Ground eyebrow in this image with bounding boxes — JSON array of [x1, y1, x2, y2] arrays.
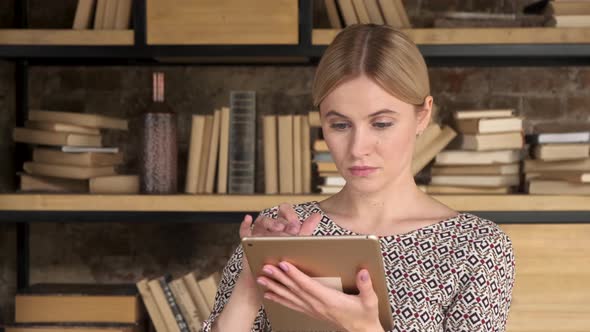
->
[[324, 109, 399, 119]]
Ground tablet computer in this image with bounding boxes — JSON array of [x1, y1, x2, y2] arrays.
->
[[242, 235, 393, 332]]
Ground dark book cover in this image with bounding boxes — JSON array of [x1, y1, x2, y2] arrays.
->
[[157, 277, 189, 332], [228, 91, 256, 193]]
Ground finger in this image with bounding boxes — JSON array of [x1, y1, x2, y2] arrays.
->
[[251, 216, 286, 235], [262, 291, 321, 320], [278, 203, 301, 227], [356, 269, 378, 310], [257, 275, 308, 310], [261, 264, 319, 308], [239, 214, 253, 239], [276, 261, 333, 302], [298, 213, 322, 236]]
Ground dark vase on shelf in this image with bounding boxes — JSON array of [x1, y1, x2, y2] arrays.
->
[[140, 72, 178, 194]]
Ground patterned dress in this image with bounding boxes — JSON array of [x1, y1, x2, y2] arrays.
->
[[202, 201, 516, 332]]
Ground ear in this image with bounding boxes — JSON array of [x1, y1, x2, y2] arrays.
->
[[416, 96, 433, 135]]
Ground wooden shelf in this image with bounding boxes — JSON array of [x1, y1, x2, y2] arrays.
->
[[0, 194, 588, 212], [0, 29, 134, 45], [313, 27, 590, 45]]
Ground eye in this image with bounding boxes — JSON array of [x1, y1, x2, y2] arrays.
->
[[329, 122, 351, 130], [373, 122, 393, 129]]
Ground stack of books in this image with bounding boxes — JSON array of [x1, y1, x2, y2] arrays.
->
[[262, 112, 312, 194], [425, 109, 524, 194], [524, 123, 590, 195], [73, 0, 133, 30], [4, 283, 144, 332], [545, 0, 590, 27], [136, 272, 220, 332], [323, 0, 411, 28], [13, 110, 138, 194], [306, 111, 344, 195]]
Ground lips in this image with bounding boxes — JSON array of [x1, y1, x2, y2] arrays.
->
[[348, 166, 378, 176]]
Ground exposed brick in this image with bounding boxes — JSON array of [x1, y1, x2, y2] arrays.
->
[[566, 96, 590, 122], [521, 96, 563, 120], [489, 67, 573, 95], [430, 68, 490, 95]]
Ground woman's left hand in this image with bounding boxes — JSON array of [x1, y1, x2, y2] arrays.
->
[[256, 261, 385, 332]]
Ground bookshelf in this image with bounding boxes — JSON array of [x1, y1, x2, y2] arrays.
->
[[0, 29, 134, 45]]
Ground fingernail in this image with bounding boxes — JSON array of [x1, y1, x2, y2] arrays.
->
[[264, 293, 272, 300], [360, 270, 369, 282], [263, 267, 273, 275], [257, 278, 267, 286], [279, 262, 289, 272]]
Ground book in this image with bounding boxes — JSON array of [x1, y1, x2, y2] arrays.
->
[[293, 115, 303, 194], [278, 115, 294, 194], [454, 117, 523, 134], [529, 171, 590, 184], [351, 0, 371, 23], [147, 279, 181, 332], [73, 0, 96, 29], [205, 109, 221, 194], [25, 120, 101, 135], [89, 175, 140, 194], [412, 126, 457, 175], [62, 146, 119, 153], [13, 128, 102, 147], [301, 114, 312, 193], [313, 152, 333, 162], [23, 162, 117, 180], [19, 173, 88, 193], [136, 279, 169, 332], [424, 185, 513, 195], [228, 91, 256, 194], [319, 185, 343, 194], [316, 162, 338, 173], [435, 149, 522, 165], [364, 0, 385, 24], [313, 140, 329, 152], [182, 273, 211, 323], [308, 111, 321, 127], [324, 0, 343, 28], [532, 143, 590, 161], [263, 115, 278, 194], [337, 0, 358, 26], [455, 132, 523, 151], [323, 176, 346, 186], [378, 0, 403, 28], [524, 158, 590, 172], [102, 0, 118, 29], [196, 272, 220, 312], [525, 123, 590, 144], [114, 0, 133, 29], [527, 179, 590, 195], [168, 279, 202, 332], [453, 109, 515, 120], [4, 324, 140, 332], [547, 1, 590, 15], [431, 163, 520, 176], [28, 110, 128, 130], [185, 115, 206, 194], [15, 284, 141, 323], [430, 174, 520, 187], [393, 0, 411, 27], [94, 0, 107, 29], [216, 107, 230, 194], [197, 115, 214, 193], [549, 15, 590, 27], [414, 123, 442, 155], [33, 148, 123, 167]]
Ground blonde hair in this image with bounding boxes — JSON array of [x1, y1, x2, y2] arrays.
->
[[312, 24, 430, 108]]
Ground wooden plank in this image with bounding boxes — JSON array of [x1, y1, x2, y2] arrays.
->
[[501, 224, 590, 332], [0, 29, 133, 45], [0, 194, 589, 212], [313, 28, 590, 45], [147, 0, 298, 45]]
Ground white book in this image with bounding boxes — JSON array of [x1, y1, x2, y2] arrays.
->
[[61, 146, 119, 153]]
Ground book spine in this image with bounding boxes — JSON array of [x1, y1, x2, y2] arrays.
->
[[158, 279, 190, 332], [227, 91, 256, 193]]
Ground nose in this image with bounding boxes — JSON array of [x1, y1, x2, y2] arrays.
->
[[349, 127, 374, 159]]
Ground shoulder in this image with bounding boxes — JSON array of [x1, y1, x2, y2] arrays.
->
[[259, 201, 322, 220], [456, 213, 515, 265]]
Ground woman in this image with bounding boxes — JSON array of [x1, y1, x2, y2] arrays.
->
[[203, 24, 515, 332]]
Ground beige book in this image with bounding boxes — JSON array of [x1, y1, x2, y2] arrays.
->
[[293, 115, 303, 194], [378, 0, 402, 27], [147, 279, 181, 332], [551, 15, 590, 27], [393, 0, 411, 27], [528, 179, 590, 195], [94, 0, 107, 29], [454, 117, 523, 134], [26, 120, 100, 135], [205, 110, 221, 194], [308, 111, 321, 127], [5, 326, 137, 332], [29, 110, 127, 130], [301, 115, 312, 193], [364, 0, 385, 24], [325, 0, 343, 28], [169, 279, 202, 332], [412, 126, 457, 175], [547, 1, 590, 15], [528, 171, 590, 184], [90, 175, 139, 194], [533, 143, 590, 161], [263, 115, 278, 194], [114, 0, 133, 29], [313, 140, 329, 152], [183, 273, 211, 323], [23, 162, 116, 180], [136, 279, 169, 332], [19, 173, 88, 193], [430, 174, 520, 187], [216, 107, 231, 194], [102, 0, 118, 28], [432, 163, 520, 176], [319, 185, 343, 194], [351, 0, 371, 23], [319, 171, 341, 178], [33, 148, 123, 167], [197, 115, 214, 193], [73, 0, 96, 29], [524, 158, 590, 172], [337, 0, 358, 26], [435, 149, 522, 166], [13, 128, 102, 147], [317, 162, 338, 173], [425, 185, 512, 195], [197, 272, 221, 311], [324, 176, 346, 186], [278, 115, 294, 194], [414, 123, 442, 155], [453, 109, 515, 120], [185, 115, 206, 194], [457, 132, 523, 151]]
